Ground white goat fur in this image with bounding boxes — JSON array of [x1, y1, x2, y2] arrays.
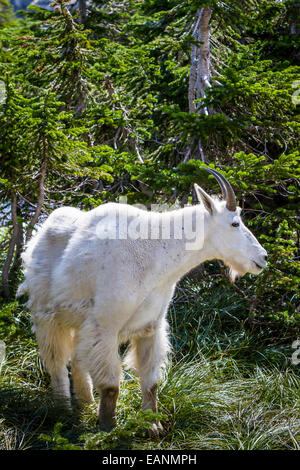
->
[[18, 189, 267, 427]]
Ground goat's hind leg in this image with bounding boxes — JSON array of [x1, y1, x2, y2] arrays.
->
[[71, 331, 94, 407], [75, 320, 121, 432], [34, 316, 73, 408]]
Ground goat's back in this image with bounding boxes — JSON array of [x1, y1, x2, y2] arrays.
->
[[17, 207, 85, 311]]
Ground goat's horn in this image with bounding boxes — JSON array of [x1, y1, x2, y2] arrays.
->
[[202, 168, 237, 212]]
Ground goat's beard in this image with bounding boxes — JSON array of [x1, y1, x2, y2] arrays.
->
[[224, 261, 248, 283], [229, 268, 240, 283]]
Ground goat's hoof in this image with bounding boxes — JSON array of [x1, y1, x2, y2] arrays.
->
[[99, 419, 116, 433], [148, 421, 164, 439], [99, 425, 115, 433], [77, 398, 95, 409]]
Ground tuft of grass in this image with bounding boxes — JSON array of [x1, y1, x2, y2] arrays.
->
[[157, 360, 300, 450], [1, 342, 298, 450], [169, 279, 298, 367]]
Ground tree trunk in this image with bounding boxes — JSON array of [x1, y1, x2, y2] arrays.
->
[[11, 213, 24, 274], [2, 193, 18, 299], [186, 6, 212, 163], [79, 0, 87, 24], [25, 153, 47, 243], [290, 1, 300, 35], [188, 6, 212, 114]]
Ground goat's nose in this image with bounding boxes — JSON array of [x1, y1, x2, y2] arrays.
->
[[261, 253, 268, 266]]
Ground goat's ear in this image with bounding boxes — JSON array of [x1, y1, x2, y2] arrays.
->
[[194, 184, 216, 216]]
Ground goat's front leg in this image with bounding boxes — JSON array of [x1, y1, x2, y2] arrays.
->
[[99, 386, 119, 432], [96, 335, 121, 432], [76, 320, 121, 432], [126, 317, 170, 437]]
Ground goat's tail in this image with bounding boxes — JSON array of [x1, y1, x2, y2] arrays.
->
[[16, 281, 29, 297]]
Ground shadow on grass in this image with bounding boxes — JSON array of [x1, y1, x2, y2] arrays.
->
[[0, 386, 98, 449]]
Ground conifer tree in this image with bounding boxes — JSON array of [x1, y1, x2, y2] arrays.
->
[[0, 0, 299, 325], [0, 0, 13, 26], [0, 78, 90, 297]]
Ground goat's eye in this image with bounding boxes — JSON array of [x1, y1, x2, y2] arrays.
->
[[232, 222, 239, 227]]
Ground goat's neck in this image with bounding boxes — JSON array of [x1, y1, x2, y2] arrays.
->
[[155, 205, 217, 284]]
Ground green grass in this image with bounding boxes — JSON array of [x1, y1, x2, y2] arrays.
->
[[0, 279, 299, 450]]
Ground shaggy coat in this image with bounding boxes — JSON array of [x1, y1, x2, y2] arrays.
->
[[18, 185, 267, 433]]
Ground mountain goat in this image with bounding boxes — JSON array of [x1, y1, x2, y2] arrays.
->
[[17, 169, 267, 435]]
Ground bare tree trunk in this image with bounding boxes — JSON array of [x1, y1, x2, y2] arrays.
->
[[11, 214, 23, 273], [290, 0, 300, 35], [25, 153, 47, 243], [2, 193, 18, 299], [188, 6, 212, 114], [186, 6, 212, 163], [79, 0, 87, 24]]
